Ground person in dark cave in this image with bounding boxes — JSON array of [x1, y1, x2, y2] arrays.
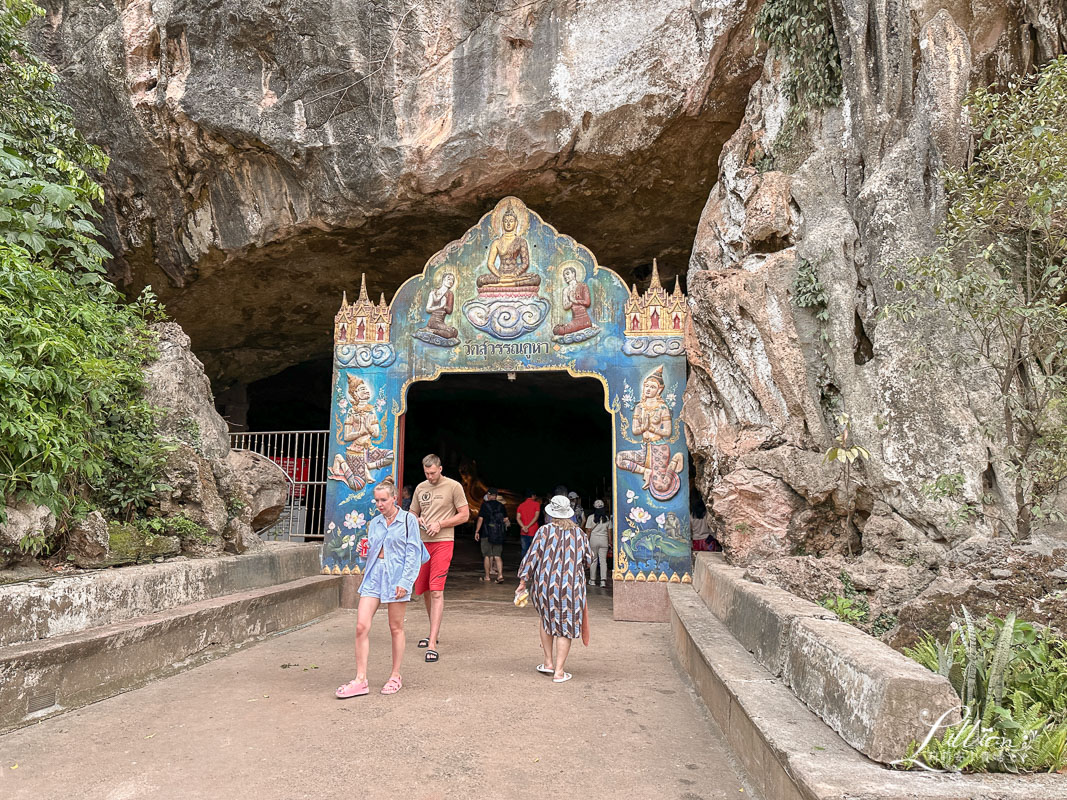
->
[[474, 488, 509, 583], [585, 499, 612, 587], [516, 491, 541, 563], [690, 492, 718, 552]]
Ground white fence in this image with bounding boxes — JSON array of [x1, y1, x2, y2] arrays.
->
[[229, 430, 330, 542]]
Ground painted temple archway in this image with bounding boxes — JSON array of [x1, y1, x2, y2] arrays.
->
[[322, 197, 691, 617]]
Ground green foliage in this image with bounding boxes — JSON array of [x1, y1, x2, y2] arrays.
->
[[136, 515, 211, 544], [821, 570, 871, 624], [885, 57, 1067, 539], [821, 594, 868, 623], [869, 612, 898, 638], [17, 530, 50, 556], [178, 416, 203, 454], [823, 413, 871, 553], [0, 0, 109, 276], [900, 608, 1067, 772], [754, 0, 842, 147], [792, 258, 829, 341], [0, 1, 169, 531], [225, 494, 246, 519]]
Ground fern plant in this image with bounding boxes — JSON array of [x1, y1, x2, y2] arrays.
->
[[900, 608, 1067, 773]]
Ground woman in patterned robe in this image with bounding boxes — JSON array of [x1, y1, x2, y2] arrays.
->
[[516, 494, 592, 684]]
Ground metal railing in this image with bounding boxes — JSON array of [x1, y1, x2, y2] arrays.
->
[[229, 430, 330, 542]]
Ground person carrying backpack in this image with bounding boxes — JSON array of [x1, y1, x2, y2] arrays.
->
[[475, 488, 510, 583]]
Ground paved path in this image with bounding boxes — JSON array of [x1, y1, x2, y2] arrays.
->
[[1, 576, 759, 800]]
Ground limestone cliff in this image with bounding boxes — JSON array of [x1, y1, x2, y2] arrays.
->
[[34, 0, 762, 384], [681, 0, 1067, 635]]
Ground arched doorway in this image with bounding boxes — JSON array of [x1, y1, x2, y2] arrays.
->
[[399, 370, 612, 585], [322, 198, 691, 620]]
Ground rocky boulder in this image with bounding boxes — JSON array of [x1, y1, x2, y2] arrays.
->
[[65, 511, 110, 567], [139, 321, 287, 556], [212, 449, 287, 554], [889, 538, 1067, 649], [144, 322, 230, 460], [154, 443, 229, 556], [0, 500, 57, 569], [219, 449, 287, 532]]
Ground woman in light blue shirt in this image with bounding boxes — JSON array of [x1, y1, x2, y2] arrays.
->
[[336, 478, 426, 698]]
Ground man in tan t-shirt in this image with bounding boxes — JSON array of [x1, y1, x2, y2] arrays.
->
[[409, 453, 469, 663]]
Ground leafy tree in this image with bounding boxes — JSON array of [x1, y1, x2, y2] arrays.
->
[[0, 0, 169, 535], [887, 57, 1067, 539]]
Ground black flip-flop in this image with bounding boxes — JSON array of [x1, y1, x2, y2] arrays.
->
[[417, 637, 440, 648], [425, 649, 439, 663]]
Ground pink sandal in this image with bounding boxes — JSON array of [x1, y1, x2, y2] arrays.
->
[[380, 676, 403, 695], [335, 679, 369, 699]]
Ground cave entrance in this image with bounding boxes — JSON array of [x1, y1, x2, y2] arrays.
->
[[400, 371, 612, 584], [322, 197, 692, 621]]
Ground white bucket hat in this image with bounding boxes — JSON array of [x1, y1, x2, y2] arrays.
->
[[545, 495, 574, 519]]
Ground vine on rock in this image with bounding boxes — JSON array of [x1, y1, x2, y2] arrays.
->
[[754, 0, 843, 148]]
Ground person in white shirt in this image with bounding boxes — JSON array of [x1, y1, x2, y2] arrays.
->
[[584, 499, 612, 587]]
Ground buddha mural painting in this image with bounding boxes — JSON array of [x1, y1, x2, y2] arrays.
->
[[327, 374, 394, 491], [476, 199, 540, 292], [463, 197, 550, 339], [413, 271, 460, 347], [551, 260, 600, 344], [616, 365, 684, 501]]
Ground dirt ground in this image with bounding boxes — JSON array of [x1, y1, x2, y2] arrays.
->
[[0, 568, 760, 800]]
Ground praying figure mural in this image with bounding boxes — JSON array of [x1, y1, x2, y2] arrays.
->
[[551, 260, 600, 344], [327, 374, 394, 491], [463, 197, 549, 339], [615, 365, 684, 501], [413, 271, 460, 347]]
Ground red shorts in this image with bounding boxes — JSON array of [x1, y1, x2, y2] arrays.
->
[[414, 540, 454, 595]]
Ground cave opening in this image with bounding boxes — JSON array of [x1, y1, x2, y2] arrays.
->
[[401, 371, 612, 578]]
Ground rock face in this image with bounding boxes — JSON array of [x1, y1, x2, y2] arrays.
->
[[65, 511, 110, 567], [0, 501, 57, 569], [889, 538, 1067, 649], [34, 0, 764, 385], [143, 325, 286, 555], [144, 322, 230, 460], [681, 0, 1066, 635], [220, 449, 288, 532]]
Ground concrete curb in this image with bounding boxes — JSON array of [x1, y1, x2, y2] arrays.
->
[[0, 575, 340, 733], [669, 582, 1065, 799], [693, 553, 960, 762], [0, 542, 321, 647]]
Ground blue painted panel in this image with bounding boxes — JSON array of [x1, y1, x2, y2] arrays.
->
[[322, 197, 692, 585]]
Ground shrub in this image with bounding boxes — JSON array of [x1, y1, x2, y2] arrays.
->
[[900, 609, 1067, 773], [0, 1, 169, 530], [886, 57, 1067, 539]]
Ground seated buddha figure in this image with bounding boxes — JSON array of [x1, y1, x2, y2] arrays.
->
[[476, 200, 541, 290]]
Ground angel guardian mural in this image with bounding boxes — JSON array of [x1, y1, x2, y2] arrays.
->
[[327, 374, 394, 491]]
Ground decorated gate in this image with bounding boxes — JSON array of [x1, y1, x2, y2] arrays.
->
[[321, 197, 691, 618]]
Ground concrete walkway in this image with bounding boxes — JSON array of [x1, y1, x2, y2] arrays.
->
[[1, 578, 759, 800]]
